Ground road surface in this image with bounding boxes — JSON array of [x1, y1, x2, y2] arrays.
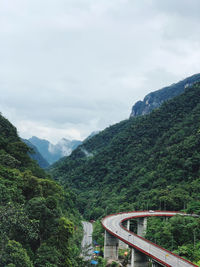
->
[[102, 211, 198, 267], [81, 221, 93, 260]]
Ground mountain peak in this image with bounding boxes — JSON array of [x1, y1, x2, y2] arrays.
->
[[28, 136, 82, 164], [130, 73, 200, 117]]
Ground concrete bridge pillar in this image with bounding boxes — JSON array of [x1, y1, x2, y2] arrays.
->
[[104, 230, 119, 261], [130, 248, 149, 267], [137, 217, 147, 237], [119, 220, 130, 249]]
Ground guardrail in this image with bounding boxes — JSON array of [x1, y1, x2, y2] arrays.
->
[[102, 210, 198, 267]]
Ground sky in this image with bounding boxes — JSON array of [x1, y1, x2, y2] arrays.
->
[[0, 0, 200, 144]]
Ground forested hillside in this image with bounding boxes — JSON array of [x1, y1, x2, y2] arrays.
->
[[145, 215, 200, 265], [0, 113, 82, 266], [51, 82, 200, 220]]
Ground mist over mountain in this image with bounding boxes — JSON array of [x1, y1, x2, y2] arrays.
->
[[130, 73, 200, 117], [1, 74, 200, 265], [29, 136, 82, 165], [50, 79, 200, 222]]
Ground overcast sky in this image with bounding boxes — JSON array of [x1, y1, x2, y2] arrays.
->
[[0, 0, 200, 143]]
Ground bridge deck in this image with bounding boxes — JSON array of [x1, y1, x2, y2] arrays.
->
[[102, 211, 198, 267]]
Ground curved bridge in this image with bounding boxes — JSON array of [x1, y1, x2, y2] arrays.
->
[[102, 211, 198, 267]]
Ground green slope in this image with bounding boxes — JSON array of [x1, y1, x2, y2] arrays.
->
[[50, 82, 200, 220], [0, 113, 81, 267]]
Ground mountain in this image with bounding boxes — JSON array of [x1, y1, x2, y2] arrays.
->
[[48, 138, 82, 159], [22, 139, 49, 168], [83, 131, 100, 142], [28, 136, 52, 163], [130, 73, 200, 117], [50, 81, 200, 222], [0, 112, 82, 266], [29, 136, 82, 165]]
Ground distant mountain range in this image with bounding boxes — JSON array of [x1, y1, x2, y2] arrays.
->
[[130, 73, 200, 117], [25, 74, 200, 168], [22, 139, 49, 168], [28, 136, 82, 165]]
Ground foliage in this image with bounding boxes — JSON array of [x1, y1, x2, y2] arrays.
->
[[50, 82, 200, 264], [50, 83, 200, 221], [145, 215, 200, 264], [0, 240, 33, 267], [0, 113, 82, 266], [92, 220, 104, 247]]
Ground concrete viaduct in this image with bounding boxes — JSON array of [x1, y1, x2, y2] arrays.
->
[[101, 211, 198, 267]]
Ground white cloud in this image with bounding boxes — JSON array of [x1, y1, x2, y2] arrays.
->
[[0, 0, 200, 142], [17, 120, 83, 144]]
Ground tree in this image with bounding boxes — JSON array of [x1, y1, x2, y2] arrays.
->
[[0, 240, 33, 267]]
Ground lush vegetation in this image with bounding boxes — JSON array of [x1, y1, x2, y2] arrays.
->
[[92, 220, 104, 248], [49, 82, 200, 264], [145, 215, 200, 265], [51, 82, 200, 222], [2, 79, 198, 266], [0, 113, 82, 266]]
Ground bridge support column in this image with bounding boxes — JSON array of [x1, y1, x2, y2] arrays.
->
[[119, 220, 130, 249], [104, 230, 119, 261], [137, 217, 147, 237], [130, 248, 149, 267]]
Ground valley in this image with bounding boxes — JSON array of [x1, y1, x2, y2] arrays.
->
[[1, 76, 200, 266], [2, 1, 200, 266]]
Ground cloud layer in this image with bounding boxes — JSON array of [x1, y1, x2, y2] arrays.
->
[[0, 0, 200, 143]]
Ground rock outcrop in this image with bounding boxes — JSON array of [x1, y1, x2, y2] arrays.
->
[[130, 73, 200, 117]]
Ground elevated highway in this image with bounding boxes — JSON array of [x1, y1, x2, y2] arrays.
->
[[102, 211, 198, 267]]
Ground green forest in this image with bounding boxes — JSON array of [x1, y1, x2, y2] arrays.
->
[[1, 81, 200, 266], [50, 82, 200, 264], [145, 215, 200, 265], [51, 82, 200, 218], [0, 113, 83, 266]]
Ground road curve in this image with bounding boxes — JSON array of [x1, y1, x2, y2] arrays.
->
[[102, 211, 198, 267]]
